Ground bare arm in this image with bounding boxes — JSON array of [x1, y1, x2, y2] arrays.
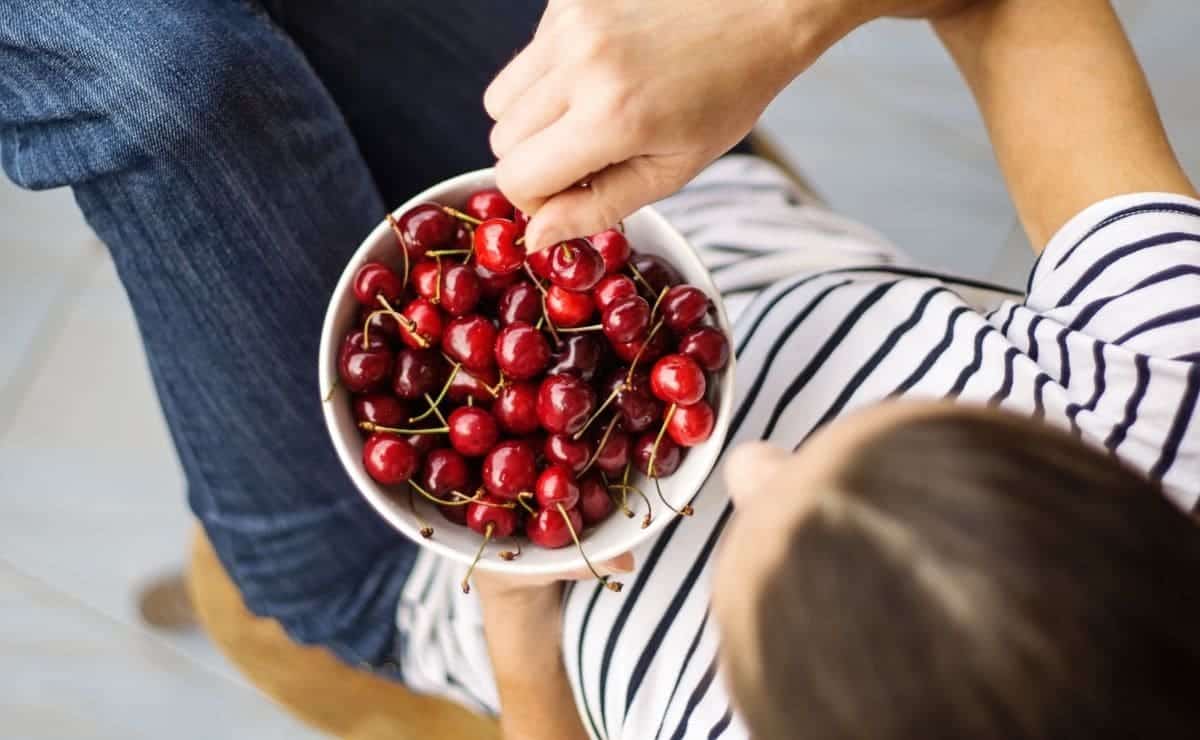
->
[[933, 0, 1197, 251]]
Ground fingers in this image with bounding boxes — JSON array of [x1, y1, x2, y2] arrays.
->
[[484, 37, 550, 121], [489, 71, 570, 159], [563, 551, 635, 582], [724, 442, 790, 507]]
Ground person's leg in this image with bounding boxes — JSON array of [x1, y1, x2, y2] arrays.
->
[[0, 0, 407, 669]]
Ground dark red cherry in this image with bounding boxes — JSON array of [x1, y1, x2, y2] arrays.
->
[[438, 501, 469, 525], [579, 475, 614, 526], [633, 432, 682, 478], [466, 188, 514, 221], [494, 381, 541, 435], [339, 337, 393, 393], [410, 260, 440, 303], [537, 374, 597, 436], [407, 431, 442, 457], [498, 281, 542, 326], [494, 322, 550, 380], [358, 305, 402, 343], [535, 464, 581, 509], [482, 440, 538, 500], [545, 285, 595, 327], [592, 427, 631, 475], [396, 203, 454, 260], [602, 296, 651, 344], [353, 262, 405, 306], [363, 433, 418, 484], [447, 364, 499, 403], [513, 207, 531, 237], [526, 247, 553, 280], [353, 393, 407, 428], [630, 253, 681, 293], [341, 329, 389, 359], [526, 505, 583, 549], [668, 401, 714, 447], [678, 326, 730, 372], [544, 433, 592, 475], [546, 334, 604, 382], [474, 262, 520, 299], [611, 326, 671, 364], [548, 239, 605, 292], [593, 274, 638, 313], [650, 354, 706, 406], [467, 495, 518, 537], [591, 229, 631, 274], [604, 369, 662, 433], [392, 349, 444, 400], [399, 297, 445, 350], [439, 263, 482, 317], [448, 406, 500, 457], [423, 448, 472, 496], [474, 218, 525, 275], [452, 222, 473, 251], [443, 315, 498, 373], [661, 285, 710, 333]]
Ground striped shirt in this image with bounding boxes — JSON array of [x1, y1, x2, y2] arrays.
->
[[394, 155, 1200, 739]]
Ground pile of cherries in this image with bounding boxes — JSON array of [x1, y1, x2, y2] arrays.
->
[[335, 187, 729, 592]]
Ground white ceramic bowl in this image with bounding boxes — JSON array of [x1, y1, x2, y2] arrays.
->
[[319, 168, 735, 574]]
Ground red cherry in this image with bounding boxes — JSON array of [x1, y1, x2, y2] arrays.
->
[[447, 365, 499, 403], [526, 506, 583, 549], [341, 329, 389, 364], [494, 322, 551, 380], [494, 381, 541, 435], [603, 369, 662, 433], [661, 285, 710, 333], [611, 326, 671, 364], [546, 334, 604, 382], [544, 433, 592, 475], [410, 260, 440, 303], [339, 337, 393, 393], [407, 431, 442, 457], [602, 296, 651, 344], [438, 502, 469, 525], [363, 433, 418, 484], [678, 326, 730, 372], [399, 297, 445, 350], [579, 475, 613, 525], [443, 315, 498, 373], [591, 229, 631, 274], [526, 247, 553, 280], [452, 222, 473, 251], [545, 285, 595, 327], [482, 440, 538, 500], [535, 464, 582, 510], [448, 406, 500, 457], [592, 427, 631, 475], [353, 393, 407, 428], [353, 262, 405, 306], [467, 495, 518, 537], [396, 203, 454, 260], [358, 305, 402, 343], [392, 349, 444, 400], [593, 274, 638, 313], [650, 354, 707, 406], [537, 374, 597, 436], [439, 263, 482, 316], [548, 239, 605, 291], [513, 207, 531, 237], [498, 281, 542, 326], [630, 253, 681, 292], [474, 218, 525, 275], [474, 262, 520, 299], [423, 448, 472, 496], [466, 188, 514, 221], [633, 432, 682, 478], [668, 401, 714, 447]]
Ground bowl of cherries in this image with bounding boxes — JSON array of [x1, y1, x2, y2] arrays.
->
[[320, 169, 734, 593]]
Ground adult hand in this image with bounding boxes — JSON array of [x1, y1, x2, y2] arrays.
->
[[485, 0, 982, 252]]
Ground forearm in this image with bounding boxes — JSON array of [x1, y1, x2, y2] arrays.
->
[[933, 0, 1196, 250]]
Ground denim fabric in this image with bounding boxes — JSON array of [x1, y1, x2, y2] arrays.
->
[[0, 0, 540, 673]]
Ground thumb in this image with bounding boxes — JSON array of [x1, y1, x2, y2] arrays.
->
[[724, 442, 790, 506]]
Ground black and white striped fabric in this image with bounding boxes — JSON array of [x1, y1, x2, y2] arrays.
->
[[394, 156, 1200, 739]]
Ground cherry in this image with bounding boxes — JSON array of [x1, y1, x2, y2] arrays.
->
[[602, 296, 651, 344], [593, 274, 638, 313], [411, 260, 440, 303], [353, 393, 407, 428], [474, 262, 520, 299], [604, 369, 662, 433], [650, 354, 707, 406], [466, 495, 518, 537], [407, 431, 442, 457], [548, 239, 605, 291], [513, 207, 531, 237], [661, 285, 710, 333], [544, 433, 592, 475], [579, 475, 614, 525], [494, 381, 541, 435], [546, 285, 595, 327], [341, 329, 389, 359], [392, 349, 444, 399], [526, 247, 553, 280], [339, 336, 393, 393], [612, 326, 670, 364], [448, 406, 500, 457], [438, 502, 469, 525], [358, 305, 402, 343], [443, 315, 498, 373], [526, 505, 583, 549], [546, 334, 604, 381], [498, 281, 541, 326], [363, 433, 418, 484], [535, 464, 582, 510], [482, 440, 538, 500], [630, 253, 681, 292], [466, 188, 514, 221], [678, 326, 730, 372], [439, 263, 482, 317], [353, 262, 405, 306], [495, 322, 550, 380], [396, 203, 454, 260], [592, 426, 631, 475], [591, 229, 631, 274], [399, 297, 445, 350], [474, 218, 525, 275], [667, 401, 714, 447], [447, 364, 499, 403], [537, 374, 597, 436], [423, 447, 472, 496], [633, 431, 682, 477], [452, 222, 473, 251]]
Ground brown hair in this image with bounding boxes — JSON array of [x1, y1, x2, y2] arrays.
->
[[729, 408, 1200, 740]]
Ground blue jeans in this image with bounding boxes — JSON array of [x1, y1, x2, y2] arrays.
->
[[0, 0, 541, 674]]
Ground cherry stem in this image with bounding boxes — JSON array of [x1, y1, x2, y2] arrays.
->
[[439, 353, 500, 398], [574, 386, 623, 440], [535, 315, 546, 330], [426, 249, 470, 257], [617, 220, 625, 234], [422, 392, 449, 426], [433, 255, 442, 305], [627, 262, 654, 295], [385, 212, 411, 292], [557, 503, 622, 592], [515, 235, 526, 246], [626, 319, 664, 385], [608, 483, 653, 528], [410, 479, 484, 507], [462, 521, 494, 594], [647, 404, 693, 517], [650, 285, 670, 321], [560, 243, 576, 263], [557, 324, 603, 333], [322, 377, 339, 403], [442, 206, 482, 226], [409, 487, 434, 539], [375, 294, 430, 348], [522, 263, 562, 345], [581, 415, 621, 474], [358, 421, 448, 435], [360, 308, 393, 349], [515, 492, 537, 515], [654, 475, 693, 517], [499, 541, 523, 561], [409, 364, 461, 423]]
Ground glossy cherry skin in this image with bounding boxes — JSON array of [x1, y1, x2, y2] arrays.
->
[[525, 247, 553, 280], [443, 315, 498, 373], [513, 207, 531, 237], [410, 260, 440, 303], [537, 374, 597, 436], [447, 364, 499, 403], [439, 263, 482, 317], [498, 281, 541, 326], [362, 433, 418, 484], [494, 322, 550, 380], [438, 501, 469, 525], [661, 285, 710, 333], [353, 393, 407, 428], [611, 326, 671, 364], [630, 253, 681, 293], [548, 239, 605, 291], [353, 262, 405, 306], [668, 401, 714, 447], [358, 305, 403, 343], [633, 432, 682, 478], [593, 274, 638, 313], [423, 447, 472, 496], [591, 229, 631, 274], [526, 505, 583, 549], [339, 334, 393, 393], [592, 427, 631, 475], [544, 433, 592, 475], [482, 440, 539, 500], [545, 285, 595, 327], [494, 381, 541, 435], [466, 188, 514, 221], [678, 326, 730, 372], [466, 495, 518, 537], [452, 222, 474, 251], [579, 475, 614, 525], [407, 431, 442, 457], [602, 295, 651, 344], [474, 262, 520, 299], [603, 369, 662, 433], [650, 354, 707, 406], [392, 349, 444, 400], [399, 297, 445, 350], [547, 334, 604, 382], [474, 218, 525, 275], [397, 203, 454, 260], [535, 464, 581, 509], [448, 406, 500, 457]]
